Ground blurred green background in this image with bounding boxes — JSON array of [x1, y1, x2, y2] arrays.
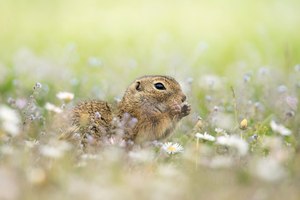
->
[[1, 0, 300, 99], [1, 0, 300, 67]]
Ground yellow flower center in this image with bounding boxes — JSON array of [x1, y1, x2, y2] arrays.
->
[[167, 146, 176, 152]]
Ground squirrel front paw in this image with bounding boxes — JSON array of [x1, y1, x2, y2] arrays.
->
[[170, 103, 182, 116], [180, 102, 191, 117], [170, 102, 191, 118]]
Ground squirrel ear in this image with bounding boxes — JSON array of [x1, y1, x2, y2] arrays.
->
[[135, 81, 142, 91]]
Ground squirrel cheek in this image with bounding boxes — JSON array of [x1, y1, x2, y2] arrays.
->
[[153, 103, 167, 113]]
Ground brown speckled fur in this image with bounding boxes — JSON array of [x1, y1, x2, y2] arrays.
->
[[72, 100, 113, 142], [70, 75, 191, 144]]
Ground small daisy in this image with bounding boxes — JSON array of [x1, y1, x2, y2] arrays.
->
[[254, 157, 286, 182], [39, 145, 63, 158], [270, 120, 292, 136], [162, 142, 184, 154], [39, 142, 71, 159], [216, 135, 249, 156], [45, 102, 62, 113], [25, 140, 39, 148], [215, 128, 227, 135], [195, 132, 215, 141], [0, 105, 21, 136], [56, 91, 74, 102]]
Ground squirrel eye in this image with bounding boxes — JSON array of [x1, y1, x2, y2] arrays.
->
[[154, 83, 166, 90]]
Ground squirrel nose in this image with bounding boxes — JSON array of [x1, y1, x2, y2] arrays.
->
[[181, 95, 187, 102]]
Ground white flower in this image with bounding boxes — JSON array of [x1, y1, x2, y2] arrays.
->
[[56, 91, 74, 102], [45, 102, 62, 113], [270, 120, 292, 136], [129, 149, 155, 163], [216, 135, 249, 156], [254, 157, 286, 182], [215, 128, 225, 134], [0, 105, 21, 136], [162, 142, 184, 154], [40, 145, 63, 158], [39, 142, 71, 159], [195, 132, 215, 141], [25, 140, 39, 148]]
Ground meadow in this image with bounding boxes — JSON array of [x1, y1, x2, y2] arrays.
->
[[0, 0, 300, 199]]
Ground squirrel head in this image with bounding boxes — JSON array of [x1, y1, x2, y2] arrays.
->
[[123, 75, 187, 106]]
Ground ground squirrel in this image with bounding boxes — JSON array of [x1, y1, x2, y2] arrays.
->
[[70, 75, 191, 145]]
